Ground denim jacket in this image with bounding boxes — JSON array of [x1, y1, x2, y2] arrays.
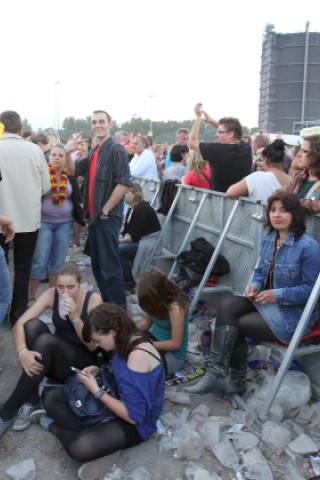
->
[[250, 230, 320, 305]]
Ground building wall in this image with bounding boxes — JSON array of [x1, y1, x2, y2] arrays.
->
[[259, 26, 320, 134]]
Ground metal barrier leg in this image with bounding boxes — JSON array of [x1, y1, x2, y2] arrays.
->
[[259, 273, 320, 420]]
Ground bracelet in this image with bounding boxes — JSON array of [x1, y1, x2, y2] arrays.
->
[[17, 345, 27, 356], [94, 387, 106, 400]]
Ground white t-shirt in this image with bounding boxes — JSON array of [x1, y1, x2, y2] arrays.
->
[[245, 171, 281, 203], [130, 149, 158, 179]]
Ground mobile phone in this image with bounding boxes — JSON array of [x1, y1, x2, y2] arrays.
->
[[71, 367, 89, 377]]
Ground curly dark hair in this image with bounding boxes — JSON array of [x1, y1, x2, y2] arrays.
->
[[265, 191, 306, 239], [82, 304, 140, 358], [137, 268, 189, 319]]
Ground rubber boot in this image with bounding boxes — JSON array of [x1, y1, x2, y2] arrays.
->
[[184, 325, 238, 398], [227, 338, 248, 396]]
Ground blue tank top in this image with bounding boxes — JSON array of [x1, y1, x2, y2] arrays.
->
[[52, 290, 93, 346], [111, 351, 165, 441], [150, 313, 189, 360]]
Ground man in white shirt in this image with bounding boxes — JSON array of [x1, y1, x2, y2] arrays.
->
[[130, 136, 158, 179], [0, 110, 50, 325]]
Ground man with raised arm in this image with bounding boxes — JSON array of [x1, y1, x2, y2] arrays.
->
[[65, 110, 131, 309], [189, 103, 252, 192]]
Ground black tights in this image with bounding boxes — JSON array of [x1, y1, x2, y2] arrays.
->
[[0, 318, 96, 421], [215, 296, 277, 343], [44, 388, 143, 462]]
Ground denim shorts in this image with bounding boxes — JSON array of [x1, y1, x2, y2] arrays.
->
[[31, 222, 73, 279]]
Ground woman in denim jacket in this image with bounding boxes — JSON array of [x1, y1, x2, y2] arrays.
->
[[185, 191, 320, 399]]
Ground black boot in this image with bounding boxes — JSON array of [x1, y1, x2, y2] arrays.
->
[[184, 325, 238, 398], [227, 338, 248, 396]]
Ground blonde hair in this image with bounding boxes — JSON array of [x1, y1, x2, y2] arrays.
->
[[187, 150, 209, 177], [129, 183, 144, 207]]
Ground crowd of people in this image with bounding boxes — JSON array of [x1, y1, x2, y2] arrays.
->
[[1, 106, 320, 480]]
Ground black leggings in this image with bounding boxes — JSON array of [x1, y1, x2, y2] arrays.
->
[[0, 318, 96, 421], [43, 388, 143, 462], [215, 296, 277, 342]]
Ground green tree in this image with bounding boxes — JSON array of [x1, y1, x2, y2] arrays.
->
[[22, 118, 32, 132]]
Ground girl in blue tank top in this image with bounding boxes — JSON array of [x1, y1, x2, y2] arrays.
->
[[136, 267, 190, 376]]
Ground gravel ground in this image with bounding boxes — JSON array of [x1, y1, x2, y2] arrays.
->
[[0, 242, 317, 479]]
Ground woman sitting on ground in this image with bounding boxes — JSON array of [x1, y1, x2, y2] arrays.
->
[[28, 144, 84, 303], [42, 303, 165, 480], [163, 144, 189, 181], [136, 268, 190, 375], [182, 149, 211, 189], [227, 139, 292, 203], [119, 183, 161, 289], [0, 262, 102, 437], [185, 191, 320, 398], [285, 135, 320, 213]]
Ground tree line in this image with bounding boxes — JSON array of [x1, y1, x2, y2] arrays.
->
[[25, 116, 256, 145]]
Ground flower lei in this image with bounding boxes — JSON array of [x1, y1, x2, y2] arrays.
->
[[49, 166, 68, 206]]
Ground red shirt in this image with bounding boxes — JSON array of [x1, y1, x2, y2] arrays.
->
[[182, 167, 211, 189], [88, 145, 100, 218]]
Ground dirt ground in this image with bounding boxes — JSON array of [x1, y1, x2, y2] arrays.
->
[[0, 243, 316, 479]]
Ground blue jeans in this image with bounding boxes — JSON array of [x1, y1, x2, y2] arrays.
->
[[0, 245, 11, 325], [89, 217, 126, 309], [30, 222, 73, 279], [119, 242, 139, 282]]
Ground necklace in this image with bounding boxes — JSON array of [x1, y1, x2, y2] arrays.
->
[[49, 166, 68, 206]]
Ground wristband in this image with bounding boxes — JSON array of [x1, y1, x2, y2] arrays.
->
[[94, 387, 106, 400], [17, 345, 27, 356]]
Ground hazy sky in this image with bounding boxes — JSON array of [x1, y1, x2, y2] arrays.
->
[[1, 0, 319, 131]]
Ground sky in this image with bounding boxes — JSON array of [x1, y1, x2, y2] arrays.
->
[[1, 0, 320, 132]]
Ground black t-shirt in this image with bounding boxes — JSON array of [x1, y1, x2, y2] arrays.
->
[[199, 141, 252, 192]]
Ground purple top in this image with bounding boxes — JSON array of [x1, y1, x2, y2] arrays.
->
[[41, 180, 73, 224]]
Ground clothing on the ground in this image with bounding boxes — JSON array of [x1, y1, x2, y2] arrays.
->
[[199, 140, 252, 192], [130, 149, 158, 179], [182, 167, 211, 189], [248, 230, 320, 342], [244, 171, 281, 202]]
